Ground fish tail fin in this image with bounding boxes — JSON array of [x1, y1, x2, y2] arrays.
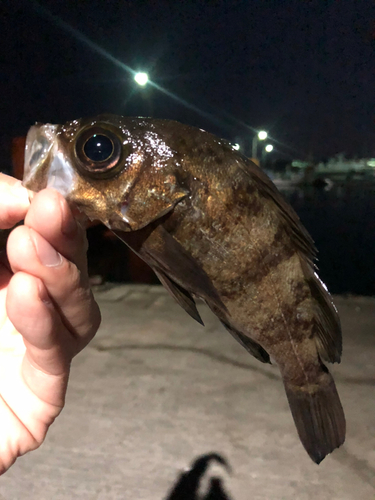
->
[[283, 370, 346, 464]]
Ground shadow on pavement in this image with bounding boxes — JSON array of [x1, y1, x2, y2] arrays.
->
[[165, 453, 233, 500]]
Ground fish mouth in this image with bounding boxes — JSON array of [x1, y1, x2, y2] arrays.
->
[[23, 123, 76, 197], [23, 124, 59, 189]]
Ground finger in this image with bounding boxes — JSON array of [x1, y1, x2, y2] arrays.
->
[[1, 273, 68, 447], [7, 226, 101, 352], [0, 174, 30, 229], [24, 189, 88, 270], [6, 272, 73, 379]]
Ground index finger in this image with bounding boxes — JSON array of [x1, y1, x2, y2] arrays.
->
[[0, 174, 31, 229]]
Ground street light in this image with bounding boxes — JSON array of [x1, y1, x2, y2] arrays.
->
[[265, 144, 273, 153], [258, 131, 267, 141], [134, 72, 149, 86], [252, 130, 267, 159]]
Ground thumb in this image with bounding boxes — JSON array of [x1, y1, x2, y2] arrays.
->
[[0, 174, 31, 229]]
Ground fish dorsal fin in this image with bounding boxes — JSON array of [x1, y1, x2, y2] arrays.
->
[[153, 269, 204, 325], [239, 158, 316, 261], [300, 259, 342, 363], [220, 320, 271, 364]]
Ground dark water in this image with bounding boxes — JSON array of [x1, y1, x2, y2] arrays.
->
[[281, 182, 375, 296]]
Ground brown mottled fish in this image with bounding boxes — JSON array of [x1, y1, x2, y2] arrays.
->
[[23, 115, 345, 463]]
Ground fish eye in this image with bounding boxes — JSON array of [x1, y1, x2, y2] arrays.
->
[[75, 126, 125, 178], [84, 134, 114, 163]]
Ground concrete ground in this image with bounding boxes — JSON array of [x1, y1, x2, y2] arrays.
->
[[1, 285, 375, 500]]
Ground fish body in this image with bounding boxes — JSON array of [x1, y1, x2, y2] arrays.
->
[[23, 115, 345, 463]]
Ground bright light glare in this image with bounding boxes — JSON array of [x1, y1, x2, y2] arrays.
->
[[134, 72, 149, 86], [258, 131, 267, 140], [233, 143, 240, 150], [265, 144, 273, 152]]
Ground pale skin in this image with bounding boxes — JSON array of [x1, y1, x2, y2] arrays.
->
[[0, 173, 101, 474]]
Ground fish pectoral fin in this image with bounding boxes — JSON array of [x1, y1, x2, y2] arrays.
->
[[283, 369, 346, 464], [220, 320, 271, 364], [141, 225, 228, 317], [114, 224, 228, 322], [300, 259, 342, 363], [154, 269, 204, 326]]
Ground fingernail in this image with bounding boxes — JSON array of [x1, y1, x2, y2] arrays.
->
[[38, 280, 52, 305], [60, 199, 77, 237], [30, 229, 63, 267]]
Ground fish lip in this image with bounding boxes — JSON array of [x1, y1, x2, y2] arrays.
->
[[106, 216, 132, 232]]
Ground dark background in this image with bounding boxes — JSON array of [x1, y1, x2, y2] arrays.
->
[[1, 1, 375, 295], [1, 0, 375, 159]]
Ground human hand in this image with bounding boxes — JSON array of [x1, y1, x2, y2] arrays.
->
[[0, 173, 101, 474]]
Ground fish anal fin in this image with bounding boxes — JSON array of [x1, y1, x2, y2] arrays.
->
[[154, 269, 204, 326], [220, 320, 271, 364], [284, 371, 346, 463]]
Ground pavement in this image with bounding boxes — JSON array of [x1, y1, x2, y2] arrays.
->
[[1, 284, 375, 500]]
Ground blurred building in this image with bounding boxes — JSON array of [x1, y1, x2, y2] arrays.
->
[[315, 153, 375, 173]]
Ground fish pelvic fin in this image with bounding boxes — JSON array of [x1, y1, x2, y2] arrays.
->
[[154, 269, 204, 325], [283, 369, 346, 464], [220, 320, 271, 364], [300, 259, 342, 363]]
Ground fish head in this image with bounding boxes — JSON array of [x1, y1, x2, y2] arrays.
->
[[23, 115, 189, 230]]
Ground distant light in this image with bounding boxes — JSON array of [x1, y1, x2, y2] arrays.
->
[[265, 144, 273, 152], [232, 143, 240, 150], [258, 131, 267, 140], [367, 159, 375, 167], [134, 72, 149, 86]]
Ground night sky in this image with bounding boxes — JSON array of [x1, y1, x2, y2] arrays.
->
[[1, 1, 375, 162]]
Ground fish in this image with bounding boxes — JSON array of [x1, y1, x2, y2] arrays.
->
[[22, 114, 345, 463]]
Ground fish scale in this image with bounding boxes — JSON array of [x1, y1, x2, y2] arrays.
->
[[23, 114, 345, 463]]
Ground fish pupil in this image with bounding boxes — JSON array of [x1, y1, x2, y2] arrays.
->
[[84, 134, 114, 163]]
